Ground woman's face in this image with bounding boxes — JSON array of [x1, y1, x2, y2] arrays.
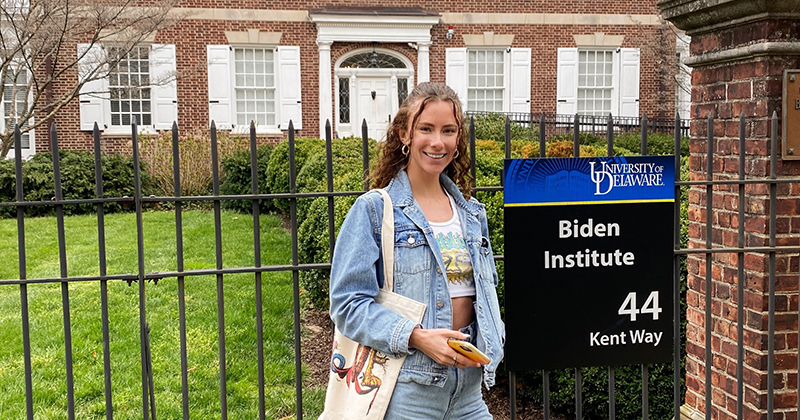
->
[[403, 100, 460, 182]]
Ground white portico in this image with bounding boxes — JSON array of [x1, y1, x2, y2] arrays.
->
[[309, 7, 440, 139]]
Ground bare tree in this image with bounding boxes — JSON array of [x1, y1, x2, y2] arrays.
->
[[0, 0, 181, 158]]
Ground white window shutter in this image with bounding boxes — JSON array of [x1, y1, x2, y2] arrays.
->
[[618, 48, 640, 118], [207, 45, 232, 130], [445, 48, 468, 108], [556, 48, 578, 116], [509, 48, 531, 113], [78, 43, 108, 131], [150, 44, 178, 130], [277, 46, 302, 130]]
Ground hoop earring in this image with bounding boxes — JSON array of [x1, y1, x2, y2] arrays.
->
[[401, 144, 409, 156], [454, 150, 460, 159]]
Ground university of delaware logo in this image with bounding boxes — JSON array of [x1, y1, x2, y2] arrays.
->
[[590, 161, 613, 195], [590, 161, 666, 196]]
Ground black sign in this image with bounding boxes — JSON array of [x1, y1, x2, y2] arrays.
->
[[503, 156, 675, 371]]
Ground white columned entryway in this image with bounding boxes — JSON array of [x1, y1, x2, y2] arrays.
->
[[309, 10, 440, 138], [417, 41, 431, 83], [317, 40, 333, 138]]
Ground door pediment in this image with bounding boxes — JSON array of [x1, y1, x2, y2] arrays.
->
[[309, 8, 439, 44]]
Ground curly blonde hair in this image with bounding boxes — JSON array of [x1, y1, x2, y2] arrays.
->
[[370, 82, 472, 199]]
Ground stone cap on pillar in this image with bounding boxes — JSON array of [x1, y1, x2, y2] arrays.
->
[[658, 0, 800, 34]]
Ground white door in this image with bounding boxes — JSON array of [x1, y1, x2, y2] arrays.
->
[[357, 77, 391, 140]]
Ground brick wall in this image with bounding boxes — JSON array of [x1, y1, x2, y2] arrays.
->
[[37, 2, 673, 154], [684, 18, 800, 420]]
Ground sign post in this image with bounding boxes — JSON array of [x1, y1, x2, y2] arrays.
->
[[503, 156, 675, 371]]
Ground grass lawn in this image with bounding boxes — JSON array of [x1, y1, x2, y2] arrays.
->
[[0, 210, 325, 419]]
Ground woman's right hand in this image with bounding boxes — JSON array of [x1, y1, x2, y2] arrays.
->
[[408, 326, 482, 369]]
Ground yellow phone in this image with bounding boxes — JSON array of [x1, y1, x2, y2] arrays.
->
[[447, 338, 491, 364]]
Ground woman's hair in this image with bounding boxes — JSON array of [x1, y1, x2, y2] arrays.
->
[[370, 82, 473, 199]]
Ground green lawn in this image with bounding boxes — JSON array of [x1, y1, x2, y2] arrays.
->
[[0, 210, 325, 419]]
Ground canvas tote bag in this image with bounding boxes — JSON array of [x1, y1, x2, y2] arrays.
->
[[319, 189, 427, 420]]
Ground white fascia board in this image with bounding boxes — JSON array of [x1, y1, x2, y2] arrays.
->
[[311, 14, 440, 43]]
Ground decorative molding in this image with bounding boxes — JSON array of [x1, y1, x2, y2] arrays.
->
[[442, 12, 661, 25], [171, 8, 307, 21], [224, 30, 282, 45], [658, 0, 800, 35], [310, 13, 440, 44], [462, 32, 514, 47], [99, 28, 157, 43], [573, 32, 625, 47], [679, 404, 704, 420], [684, 41, 800, 67], [168, 8, 661, 26]]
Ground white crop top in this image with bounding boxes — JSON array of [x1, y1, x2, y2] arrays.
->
[[429, 193, 476, 298]]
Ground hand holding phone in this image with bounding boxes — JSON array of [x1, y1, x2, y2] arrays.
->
[[447, 338, 490, 364]]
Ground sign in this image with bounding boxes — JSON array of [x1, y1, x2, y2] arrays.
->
[[783, 69, 800, 160], [503, 156, 675, 371]]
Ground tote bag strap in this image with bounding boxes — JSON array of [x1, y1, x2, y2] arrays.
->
[[375, 188, 394, 292]]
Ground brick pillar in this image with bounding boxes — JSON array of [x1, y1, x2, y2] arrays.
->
[[658, 1, 800, 419]]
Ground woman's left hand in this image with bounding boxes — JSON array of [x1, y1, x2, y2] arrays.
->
[[408, 327, 482, 369]]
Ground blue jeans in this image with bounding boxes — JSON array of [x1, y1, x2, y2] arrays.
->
[[383, 323, 491, 419]]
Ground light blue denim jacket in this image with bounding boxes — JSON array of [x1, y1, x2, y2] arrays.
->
[[329, 170, 505, 388]]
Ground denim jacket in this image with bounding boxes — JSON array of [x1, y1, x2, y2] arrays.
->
[[329, 170, 505, 388]]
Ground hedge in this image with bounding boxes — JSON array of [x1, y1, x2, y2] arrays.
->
[[220, 143, 276, 214], [0, 151, 143, 218]]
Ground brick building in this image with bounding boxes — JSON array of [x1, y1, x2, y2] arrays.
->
[[12, 1, 683, 158]]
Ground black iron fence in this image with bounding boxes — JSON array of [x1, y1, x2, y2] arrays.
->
[[0, 111, 796, 420], [466, 111, 690, 138]]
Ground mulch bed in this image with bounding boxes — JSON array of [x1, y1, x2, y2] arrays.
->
[[301, 307, 557, 419]]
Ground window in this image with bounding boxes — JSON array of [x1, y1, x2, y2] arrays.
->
[[338, 77, 350, 123], [207, 45, 302, 132], [557, 48, 640, 117], [78, 43, 177, 132], [234, 48, 275, 128], [467, 50, 504, 112], [397, 78, 408, 108], [446, 48, 531, 113], [577, 50, 613, 116], [3, 68, 30, 149], [108, 45, 151, 126]]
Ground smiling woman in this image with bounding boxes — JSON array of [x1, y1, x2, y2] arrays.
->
[[322, 82, 505, 419]]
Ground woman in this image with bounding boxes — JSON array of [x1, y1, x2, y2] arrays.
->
[[329, 82, 504, 419]]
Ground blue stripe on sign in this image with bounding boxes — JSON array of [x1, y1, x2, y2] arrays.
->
[[503, 156, 675, 205]]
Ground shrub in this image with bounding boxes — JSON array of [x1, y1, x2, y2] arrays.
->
[[472, 112, 537, 142], [298, 170, 366, 310], [220, 143, 276, 214], [614, 131, 689, 157], [137, 129, 248, 198], [0, 151, 141, 218], [265, 137, 325, 214], [294, 137, 377, 221]]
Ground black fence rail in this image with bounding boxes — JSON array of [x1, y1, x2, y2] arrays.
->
[[0, 111, 795, 420], [467, 111, 690, 138]]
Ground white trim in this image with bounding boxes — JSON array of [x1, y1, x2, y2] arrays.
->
[[310, 14, 440, 44], [333, 48, 414, 138], [417, 41, 431, 83], [334, 48, 415, 75], [169, 8, 662, 26], [311, 13, 437, 138], [318, 41, 332, 138], [441, 12, 661, 25]]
